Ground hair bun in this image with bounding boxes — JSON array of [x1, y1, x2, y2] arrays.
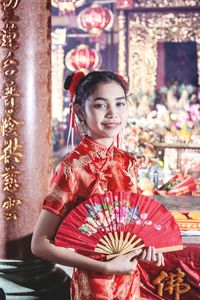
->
[[64, 73, 75, 91], [64, 71, 85, 99]]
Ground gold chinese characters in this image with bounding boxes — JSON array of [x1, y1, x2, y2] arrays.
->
[[0, 0, 23, 220]]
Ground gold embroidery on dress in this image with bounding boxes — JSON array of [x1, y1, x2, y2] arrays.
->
[[47, 183, 76, 204], [108, 160, 116, 168], [108, 160, 124, 189], [98, 172, 108, 181], [72, 155, 92, 170], [82, 155, 92, 164], [102, 181, 108, 193], [89, 149, 107, 160], [124, 160, 138, 191], [71, 158, 87, 173], [48, 185, 64, 202], [96, 183, 106, 194], [78, 271, 92, 299], [89, 164, 97, 174], [63, 162, 72, 179], [104, 276, 114, 299], [116, 274, 130, 299], [97, 150, 107, 159], [91, 141, 107, 155], [89, 150, 98, 160], [72, 276, 79, 300]]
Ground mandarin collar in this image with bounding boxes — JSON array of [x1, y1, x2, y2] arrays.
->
[[80, 135, 114, 160]]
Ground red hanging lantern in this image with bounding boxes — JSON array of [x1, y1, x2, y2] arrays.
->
[[65, 44, 102, 72], [52, 0, 86, 15], [77, 4, 114, 36], [115, 0, 134, 9]]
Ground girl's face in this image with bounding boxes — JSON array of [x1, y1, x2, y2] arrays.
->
[[83, 81, 128, 146]]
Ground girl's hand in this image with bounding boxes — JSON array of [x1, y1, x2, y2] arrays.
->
[[105, 249, 143, 275], [139, 246, 165, 267]]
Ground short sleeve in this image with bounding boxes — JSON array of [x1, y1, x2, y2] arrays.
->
[[42, 161, 78, 217]]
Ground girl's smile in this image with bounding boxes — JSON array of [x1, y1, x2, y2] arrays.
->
[[101, 122, 121, 129]]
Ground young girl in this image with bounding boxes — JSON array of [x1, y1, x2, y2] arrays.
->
[[31, 71, 164, 300]]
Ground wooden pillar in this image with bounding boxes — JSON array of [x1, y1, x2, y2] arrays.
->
[[0, 1, 69, 298]]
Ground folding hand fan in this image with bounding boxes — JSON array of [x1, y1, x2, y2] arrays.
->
[[54, 191, 183, 260]]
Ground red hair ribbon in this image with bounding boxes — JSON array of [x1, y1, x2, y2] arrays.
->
[[114, 72, 128, 90], [69, 71, 85, 100]]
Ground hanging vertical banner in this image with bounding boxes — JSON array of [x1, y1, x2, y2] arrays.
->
[[0, 0, 23, 220]]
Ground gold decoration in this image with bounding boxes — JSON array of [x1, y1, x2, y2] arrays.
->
[[2, 51, 19, 76], [2, 80, 19, 114], [0, 137, 23, 164], [2, 165, 21, 192], [0, 22, 19, 49], [128, 12, 200, 94], [0, 0, 23, 220], [2, 196, 22, 219], [134, 0, 199, 8], [2, 196, 22, 210], [1, 115, 23, 136], [152, 268, 191, 300], [1, 0, 20, 10]]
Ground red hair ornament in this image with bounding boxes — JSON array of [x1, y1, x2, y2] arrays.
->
[[68, 71, 85, 99], [114, 72, 128, 91]]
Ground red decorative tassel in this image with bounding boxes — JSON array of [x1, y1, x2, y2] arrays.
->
[[117, 133, 120, 148], [67, 71, 86, 149]]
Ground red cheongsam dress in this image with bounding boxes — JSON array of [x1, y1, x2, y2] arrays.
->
[[42, 136, 143, 300]]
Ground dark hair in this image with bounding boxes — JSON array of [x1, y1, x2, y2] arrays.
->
[[64, 70, 128, 107]]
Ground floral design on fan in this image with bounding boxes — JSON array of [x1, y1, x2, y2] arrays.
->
[[78, 200, 162, 236], [135, 213, 162, 229]]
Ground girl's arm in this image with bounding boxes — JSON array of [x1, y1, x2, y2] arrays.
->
[[31, 210, 142, 275]]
